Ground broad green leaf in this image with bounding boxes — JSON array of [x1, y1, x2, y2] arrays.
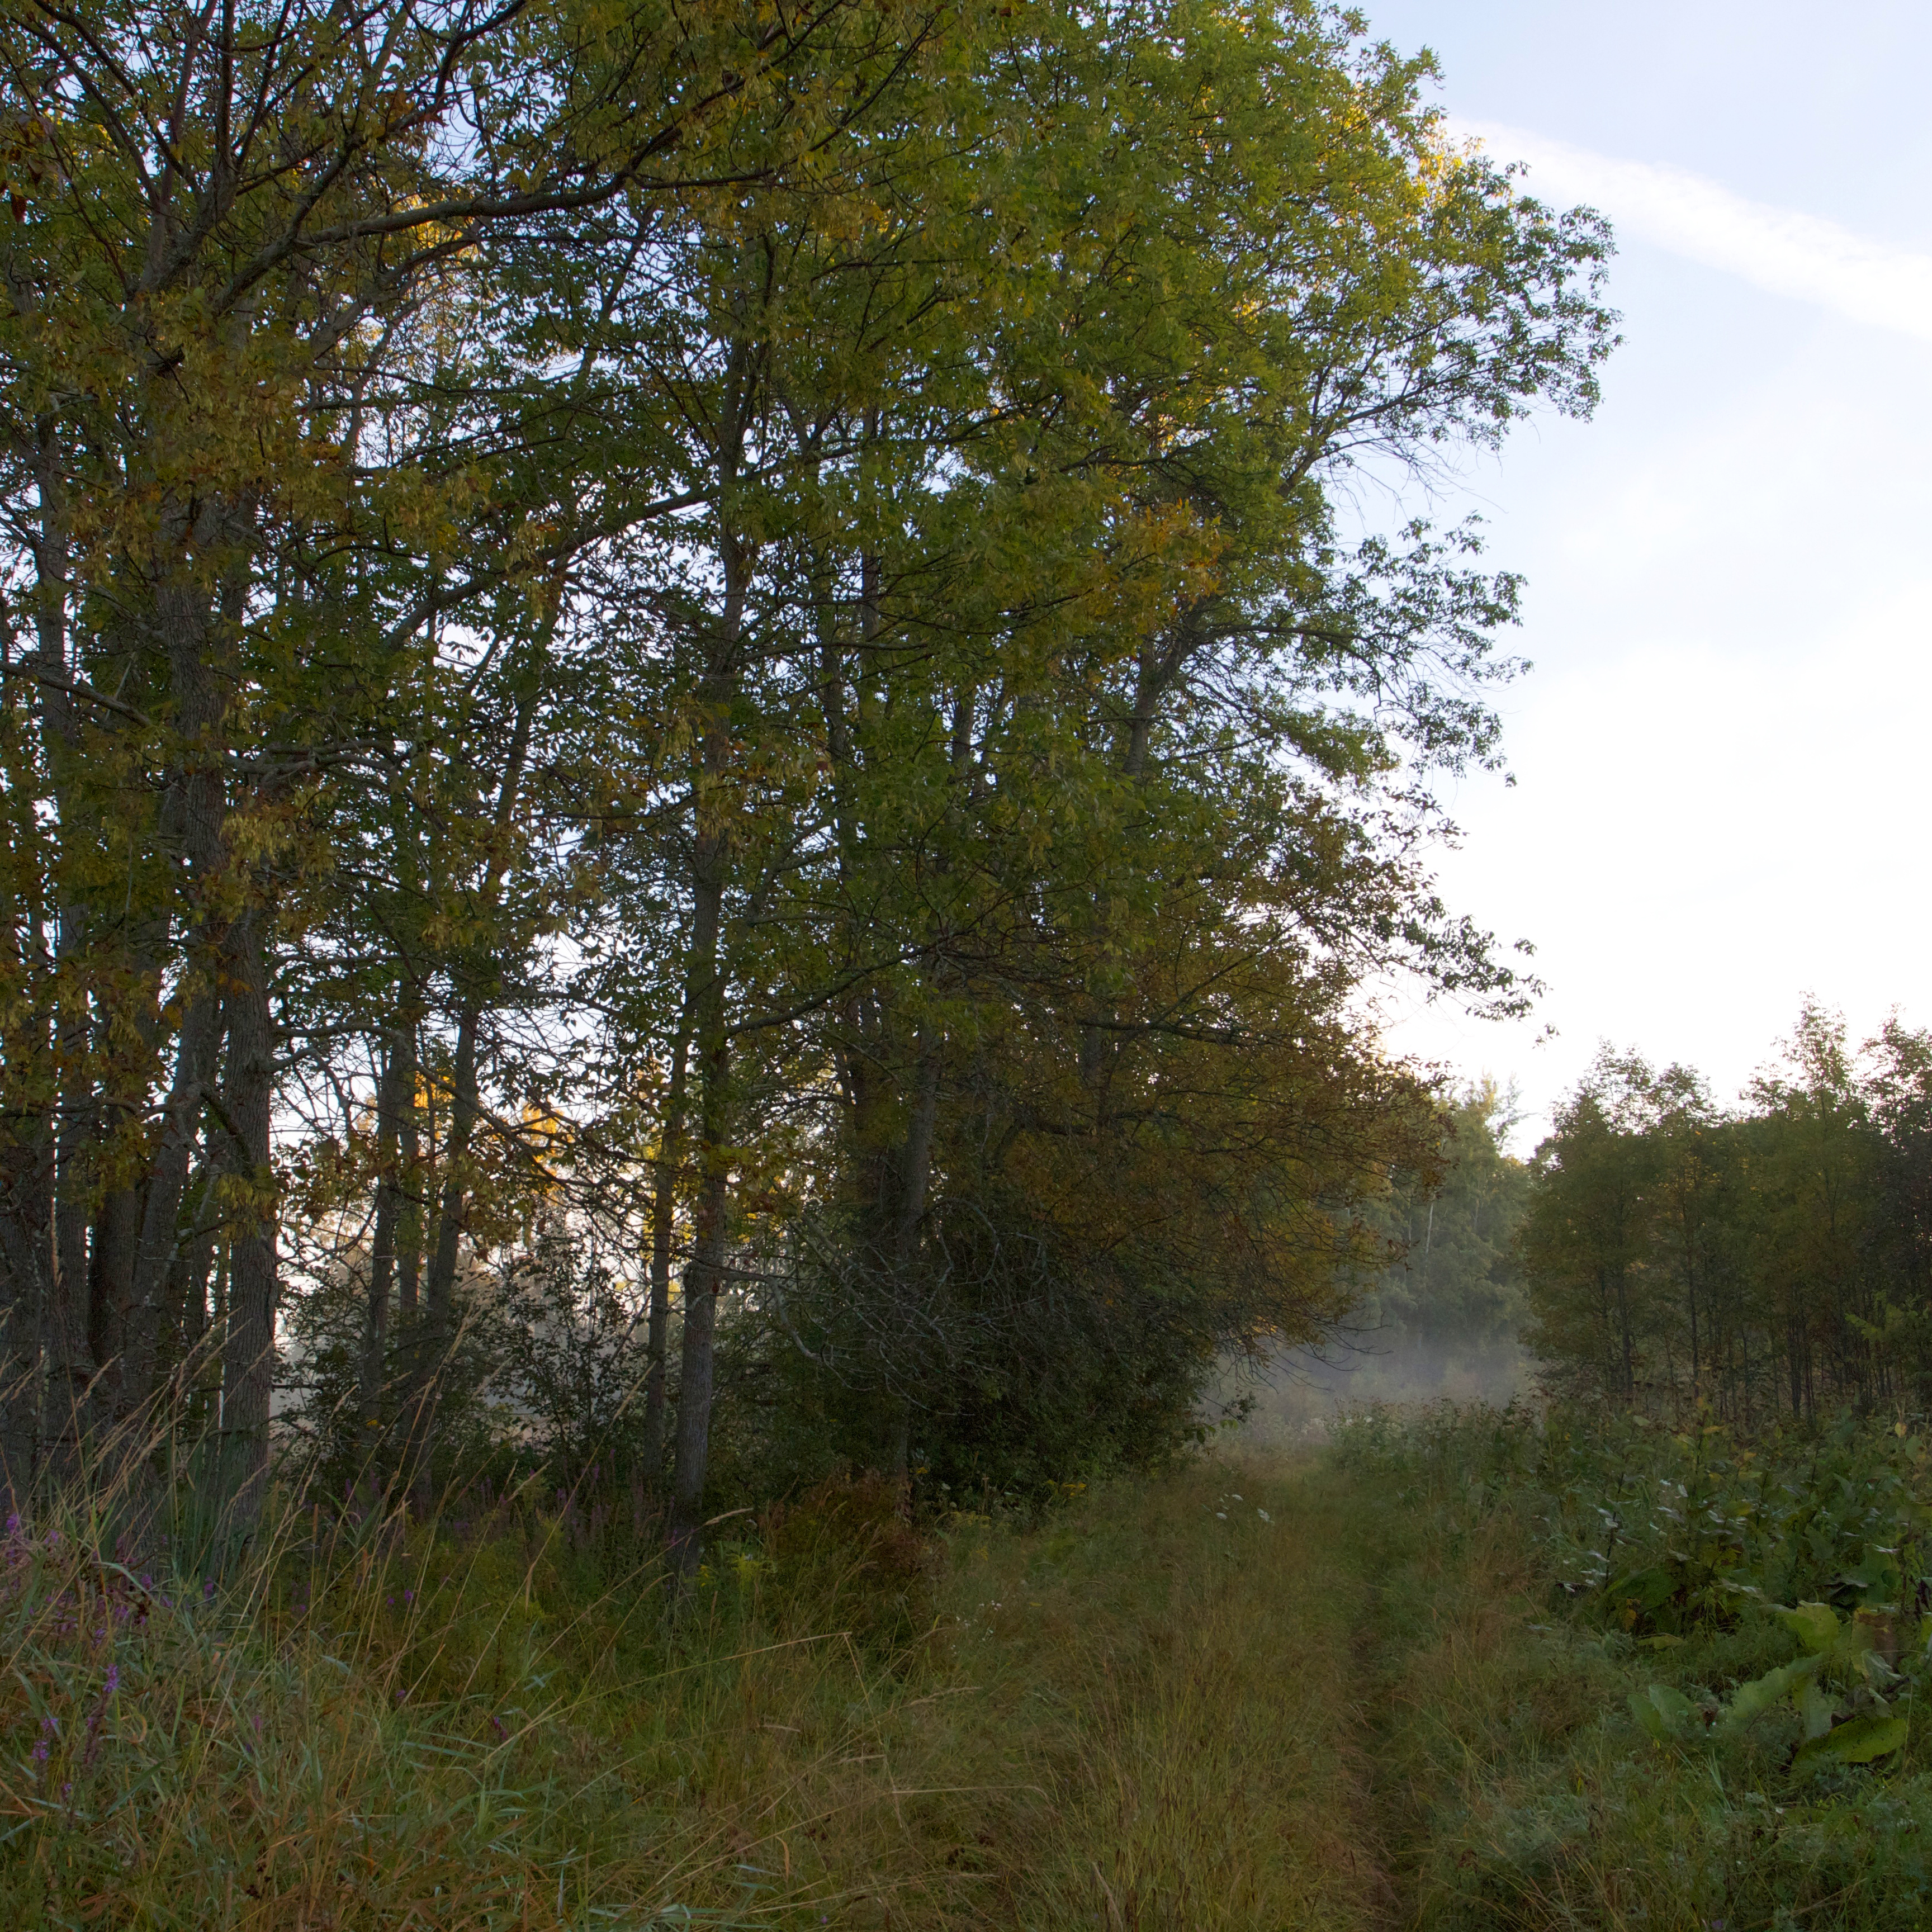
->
[[1718, 1654, 1820, 1730], [1793, 1714, 1908, 1772], [1842, 1546, 1902, 1604], [1796, 1678, 1835, 1742], [1775, 1603, 1840, 1655], [1631, 1684, 1696, 1742]]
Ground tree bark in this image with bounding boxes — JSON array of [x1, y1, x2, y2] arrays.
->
[[361, 1025, 410, 1455], [666, 383, 751, 1581], [34, 424, 98, 1486], [122, 989, 222, 1426], [218, 911, 278, 1534], [642, 996, 695, 1488], [409, 998, 479, 1517], [666, 824, 732, 1582], [407, 684, 534, 1517]]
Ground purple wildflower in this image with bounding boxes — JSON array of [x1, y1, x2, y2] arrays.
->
[[103, 1665, 120, 1695]]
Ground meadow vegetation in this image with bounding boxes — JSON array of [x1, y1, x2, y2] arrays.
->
[[12, 1397, 1929, 1928], [3, 1446, 1410, 1928], [1338, 1401, 1932, 1930]]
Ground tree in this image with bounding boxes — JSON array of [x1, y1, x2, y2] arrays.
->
[[3, 0, 1617, 1564], [0, 0, 914, 1522], [1522, 1052, 1665, 1405], [1520, 1007, 1932, 1422]]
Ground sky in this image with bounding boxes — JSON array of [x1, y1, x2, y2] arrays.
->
[[1351, 1, 1932, 1145]]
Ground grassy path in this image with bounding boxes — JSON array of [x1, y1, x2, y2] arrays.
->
[[24, 1432, 1929, 1925], [913, 1453, 1523, 1932], [4, 1450, 1544, 1929]]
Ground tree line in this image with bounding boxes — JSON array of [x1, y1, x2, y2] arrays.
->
[[1522, 1005, 1932, 1424], [0, 0, 1612, 1567]]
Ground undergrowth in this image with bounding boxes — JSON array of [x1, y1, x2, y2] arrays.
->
[[1340, 1400, 1932, 1929], [0, 1469, 974, 1929], [1, 1455, 1408, 1930], [24, 1405, 1928, 1929]]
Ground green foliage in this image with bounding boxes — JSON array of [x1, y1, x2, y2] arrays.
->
[[1523, 1006, 1932, 1420], [3, 0, 1614, 1572], [1362, 1082, 1532, 1346], [1338, 1400, 1932, 1928]]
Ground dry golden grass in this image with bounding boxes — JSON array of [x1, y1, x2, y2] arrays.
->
[[2, 1452, 1536, 1930], [946, 1459, 1403, 1931]]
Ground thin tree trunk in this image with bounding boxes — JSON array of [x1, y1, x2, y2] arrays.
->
[[361, 1026, 408, 1453], [409, 999, 480, 1518], [642, 996, 695, 1487], [666, 837, 731, 1582], [121, 554, 236, 1429], [33, 421, 95, 1483], [882, 1042, 941, 1481], [397, 1020, 422, 1321], [122, 989, 222, 1425], [666, 395, 751, 1580], [668, 1154, 728, 1584], [86, 1187, 140, 1424], [0, 675, 54, 1495], [162, 1154, 220, 1395], [0, 1149, 50, 1509], [408, 686, 534, 1517], [218, 910, 278, 1533]]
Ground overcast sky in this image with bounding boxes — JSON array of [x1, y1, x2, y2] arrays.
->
[[1353, 1, 1932, 1143]]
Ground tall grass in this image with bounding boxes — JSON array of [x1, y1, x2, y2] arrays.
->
[[4, 1443, 1437, 1930], [955, 1469, 1400, 1928], [0, 1454, 982, 1928], [43, 1406, 1909, 1929]]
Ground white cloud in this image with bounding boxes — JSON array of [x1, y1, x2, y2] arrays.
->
[[1450, 119, 1932, 343]]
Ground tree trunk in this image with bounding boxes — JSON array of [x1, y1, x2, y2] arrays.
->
[[0, 1138, 51, 1509], [122, 557, 236, 1430], [665, 423, 750, 1581], [642, 997, 695, 1488], [397, 1021, 422, 1322], [667, 1157, 728, 1584], [86, 1187, 141, 1426], [410, 998, 480, 1518], [404, 676, 535, 1517], [218, 911, 278, 1534], [122, 989, 222, 1426], [666, 834, 731, 1583], [30, 418, 98, 1488], [361, 1025, 409, 1455]]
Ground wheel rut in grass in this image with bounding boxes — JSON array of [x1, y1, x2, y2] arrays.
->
[[981, 1459, 1416, 1930]]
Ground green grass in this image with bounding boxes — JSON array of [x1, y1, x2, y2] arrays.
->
[[16, 1415, 1931, 1928], [1343, 1403, 1932, 1930]]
